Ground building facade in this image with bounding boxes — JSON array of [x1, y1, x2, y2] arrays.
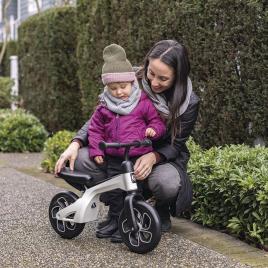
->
[[0, 0, 75, 41]]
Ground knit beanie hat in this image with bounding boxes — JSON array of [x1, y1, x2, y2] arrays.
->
[[101, 44, 136, 85]]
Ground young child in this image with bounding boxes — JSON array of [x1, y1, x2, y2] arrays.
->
[[88, 43, 166, 165], [87, 44, 166, 241]]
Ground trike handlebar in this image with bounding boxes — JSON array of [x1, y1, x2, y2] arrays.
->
[[99, 139, 152, 151]]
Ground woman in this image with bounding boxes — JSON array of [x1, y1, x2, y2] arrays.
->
[[55, 40, 200, 243]]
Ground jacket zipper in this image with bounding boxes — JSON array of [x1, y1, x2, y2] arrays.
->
[[116, 114, 120, 142]]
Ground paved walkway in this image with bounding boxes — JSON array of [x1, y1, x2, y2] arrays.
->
[[0, 153, 267, 268]]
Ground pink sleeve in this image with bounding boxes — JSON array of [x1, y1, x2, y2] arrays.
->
[[88, 106, 105, 158], [143, 98, 166, 140]]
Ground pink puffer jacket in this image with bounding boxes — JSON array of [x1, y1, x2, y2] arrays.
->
[[88, 91, 166, 158]]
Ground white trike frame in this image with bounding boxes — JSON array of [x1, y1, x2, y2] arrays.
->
[[55, 172, 137, 224]]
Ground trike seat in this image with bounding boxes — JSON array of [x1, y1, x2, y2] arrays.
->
[[58, 167, 94, 188]]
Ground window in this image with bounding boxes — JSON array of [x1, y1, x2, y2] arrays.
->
[[28, 0, 41, 13]]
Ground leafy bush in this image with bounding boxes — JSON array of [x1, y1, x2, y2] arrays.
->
[[187, 139, 268, 248], [0, 77, 13, 108], [41, 130, 75, 173], [0, 109, 48, 152]]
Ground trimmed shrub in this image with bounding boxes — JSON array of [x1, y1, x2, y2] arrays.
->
[[41, 130, 75, 173], [76, 0, 267, 147], [0, 41, 18, 76], [0, 109, 48, 152], [187, 139, 268, 248], [0, 77, 13, 108], [18, 7, 83, 133]]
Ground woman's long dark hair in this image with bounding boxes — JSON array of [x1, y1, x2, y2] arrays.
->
[[143, 40, 190, 143]]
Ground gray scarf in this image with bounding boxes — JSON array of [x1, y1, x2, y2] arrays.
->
[[141, 77, 193, 117], [99, 79, 141, 115]]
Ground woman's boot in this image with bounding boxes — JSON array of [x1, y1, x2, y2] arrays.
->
[[155, 203, 171, 232]]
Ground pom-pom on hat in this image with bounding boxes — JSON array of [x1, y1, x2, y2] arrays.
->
[[102, 44, 136, 85]]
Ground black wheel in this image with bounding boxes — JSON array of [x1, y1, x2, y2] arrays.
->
[[118, 200, 161, 254], [49, 191, 85, 239]]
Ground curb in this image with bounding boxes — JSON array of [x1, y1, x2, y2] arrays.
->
[[171, 218, 268, 268]]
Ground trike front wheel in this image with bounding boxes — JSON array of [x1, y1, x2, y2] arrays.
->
[[118, 200, 161, 254]]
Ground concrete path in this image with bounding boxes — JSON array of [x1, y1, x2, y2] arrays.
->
[[0, 153, 267, 268]]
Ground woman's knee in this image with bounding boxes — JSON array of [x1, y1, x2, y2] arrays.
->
[[74, 147, 89, 171], [74, 147, 106, 179], [148, 163, 181, 201]]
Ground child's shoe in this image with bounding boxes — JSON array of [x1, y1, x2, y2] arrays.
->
[[110, 229, 123, 243], [96, 215, 112, 230], [95, 216, 118, 238]]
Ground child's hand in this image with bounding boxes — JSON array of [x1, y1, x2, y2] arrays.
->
[[94, 156, 104, 164], [145, 128, 156, 138]]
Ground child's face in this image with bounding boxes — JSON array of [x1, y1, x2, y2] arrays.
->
[[107, 82, 132, 100]]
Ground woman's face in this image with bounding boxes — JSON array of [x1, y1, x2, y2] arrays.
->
[[147, 58, 175, 93]]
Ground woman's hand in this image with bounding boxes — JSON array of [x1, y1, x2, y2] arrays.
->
[[54, 141, 81, 174], [134, 152, 158, 180]]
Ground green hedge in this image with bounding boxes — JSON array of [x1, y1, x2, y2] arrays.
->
[[41, 130, 75, 173], [76, 0, 267, 147], [0, 109, 48, 152], [187, 138, 268, 248], [18, 7, 83, 133], [0, 77, 13, 108], [0, 41, 18, 76]]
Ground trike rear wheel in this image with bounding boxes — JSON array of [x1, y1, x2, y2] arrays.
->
[[49, 191, 85, 239]]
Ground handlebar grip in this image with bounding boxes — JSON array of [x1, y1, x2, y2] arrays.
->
[[99, 139, 152, 151], [99, 141, 122, 150], [99, 141, 106, 150], [139, 139, 152, 147]]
